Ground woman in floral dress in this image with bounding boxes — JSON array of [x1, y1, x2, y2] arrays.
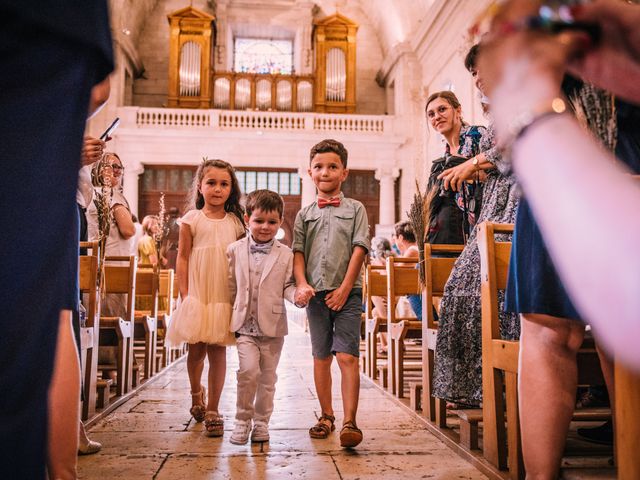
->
[[431, 45, 520, 407]]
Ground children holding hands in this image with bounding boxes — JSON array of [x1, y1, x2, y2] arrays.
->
[[170, 141, 369, 449], [293, 139, 370, 448]]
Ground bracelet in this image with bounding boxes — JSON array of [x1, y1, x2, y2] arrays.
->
[[504, 97, 567, 148], [498, 97, 568, 178]]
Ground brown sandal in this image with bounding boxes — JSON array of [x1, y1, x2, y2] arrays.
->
[[204, 411, 224, 437], [340, 421, 363, 448], [309, 413, 335, 439], [190, 386, 206, 423]]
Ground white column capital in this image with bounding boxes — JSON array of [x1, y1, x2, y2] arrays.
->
[[374, 167, 400, 182]]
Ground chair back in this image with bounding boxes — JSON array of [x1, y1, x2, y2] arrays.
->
[[159, 269, 175, 315], [364, 264, 387, 319], [423, 244, 464, 329], [386, 256, 420, 323], [79, 254, 100, 327], [103, 255, 137, 323]]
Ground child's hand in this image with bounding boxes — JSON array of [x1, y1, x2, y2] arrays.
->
[[325, 286, 349, 311], [295, 284, 315, 306]]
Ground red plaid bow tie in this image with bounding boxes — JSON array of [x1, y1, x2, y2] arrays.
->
[[318, 197, 341, 208]]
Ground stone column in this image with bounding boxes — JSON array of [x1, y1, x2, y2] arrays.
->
[[375, 167, 400, 235], [298, 166, 316, 208], [123, 161, 143, 217]]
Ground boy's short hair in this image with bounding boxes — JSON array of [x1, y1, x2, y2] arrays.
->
[[394, 221, 416, 243], [309, 139, 348, 167], [245, 189, 284, 218]]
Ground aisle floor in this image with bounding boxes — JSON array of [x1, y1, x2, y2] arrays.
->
[[79, 322, 487, 479]]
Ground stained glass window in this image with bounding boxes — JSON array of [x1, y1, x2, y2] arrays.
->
[[234, 38, 293, 74]]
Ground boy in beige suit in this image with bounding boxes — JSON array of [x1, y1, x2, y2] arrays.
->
[[226, 189, 297, 444]]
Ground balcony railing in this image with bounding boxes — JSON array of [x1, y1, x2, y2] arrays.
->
[[212, 72, 315, 112], [124, 107, 392, 135]]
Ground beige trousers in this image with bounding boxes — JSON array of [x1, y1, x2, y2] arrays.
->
[[235, 335, 285, 423]]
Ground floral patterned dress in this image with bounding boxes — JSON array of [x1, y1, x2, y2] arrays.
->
[[432, 124, 521, 406]]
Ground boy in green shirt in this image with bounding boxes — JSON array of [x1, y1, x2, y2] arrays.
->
[[293, 139, 370, 448]]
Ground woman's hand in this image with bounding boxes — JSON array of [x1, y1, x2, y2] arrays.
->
[[437, 159, 477, 192], [476, 0, 588, 139], [81, 136, 106, 166], [568, 0, 640, 103]]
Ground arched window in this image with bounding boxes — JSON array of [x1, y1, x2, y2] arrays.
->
[[234, 38, 293, 74]]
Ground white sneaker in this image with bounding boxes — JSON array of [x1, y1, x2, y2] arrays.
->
[[229, 420, 252, 445], [251, 421, 270, 443]]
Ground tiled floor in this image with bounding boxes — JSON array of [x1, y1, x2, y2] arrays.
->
[[79, 322, 487, 479]]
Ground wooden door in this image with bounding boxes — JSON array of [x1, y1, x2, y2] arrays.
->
[[342, 169, 379, 238]]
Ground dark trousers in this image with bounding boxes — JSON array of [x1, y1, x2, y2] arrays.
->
[[0, 16, 103, 479]]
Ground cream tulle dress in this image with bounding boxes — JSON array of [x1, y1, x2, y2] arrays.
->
[[166, 209, 244, 346]]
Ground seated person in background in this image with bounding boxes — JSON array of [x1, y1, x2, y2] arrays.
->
[[392, 222, 422, 320], [138, 215, 165, 267], [86, 153, 135, 368], [87, 152, 135, 319]]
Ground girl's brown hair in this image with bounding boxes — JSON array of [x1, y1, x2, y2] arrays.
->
[[187, 158, 244, 225], [425, 90, 467, 127], [425, 90, 462, 112]]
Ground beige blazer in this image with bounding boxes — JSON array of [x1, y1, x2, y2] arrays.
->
[[227, 237, 296, 337]]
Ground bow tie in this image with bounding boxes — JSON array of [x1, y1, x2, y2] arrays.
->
[[250, 243, 271, 254], [318, 197, 341, 209]]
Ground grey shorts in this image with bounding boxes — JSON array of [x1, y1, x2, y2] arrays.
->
[[306, 289, 362, 358]]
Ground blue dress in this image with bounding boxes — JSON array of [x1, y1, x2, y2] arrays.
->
[[506, 99, 640, 319], [505, 199, 581, 319]]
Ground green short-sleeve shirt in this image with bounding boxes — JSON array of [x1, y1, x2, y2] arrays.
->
[[292, 193, 369, 291]]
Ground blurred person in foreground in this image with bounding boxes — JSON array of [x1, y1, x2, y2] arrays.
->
[[477, 0, 640, 477]]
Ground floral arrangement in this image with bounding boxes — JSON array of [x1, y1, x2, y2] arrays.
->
[[153, 192, 169, 265], [407, 180, 428, 290], [91, 156, 113, 295]]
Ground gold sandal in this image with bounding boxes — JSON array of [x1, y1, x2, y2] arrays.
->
[[204, 411, 224, 437], [190, 385, 206, 423], [309, 413, 335, 439]]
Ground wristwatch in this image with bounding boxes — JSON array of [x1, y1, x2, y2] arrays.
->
[[472, 157, 479, 170]]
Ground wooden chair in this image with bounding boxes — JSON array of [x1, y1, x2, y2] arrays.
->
[[386, 256, 421, 398], [421, 243, 464, 426], [99, 256, 137, 397], [478, 222, 522, 477], [616, 364, 640, 479], [615, 175, 640, 479], [363, 264, 387, 380], [78, 248, 100, 419], [133, 266, 159, 380], [155, 268, 175, 370], [478, 222, 609, 479]]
